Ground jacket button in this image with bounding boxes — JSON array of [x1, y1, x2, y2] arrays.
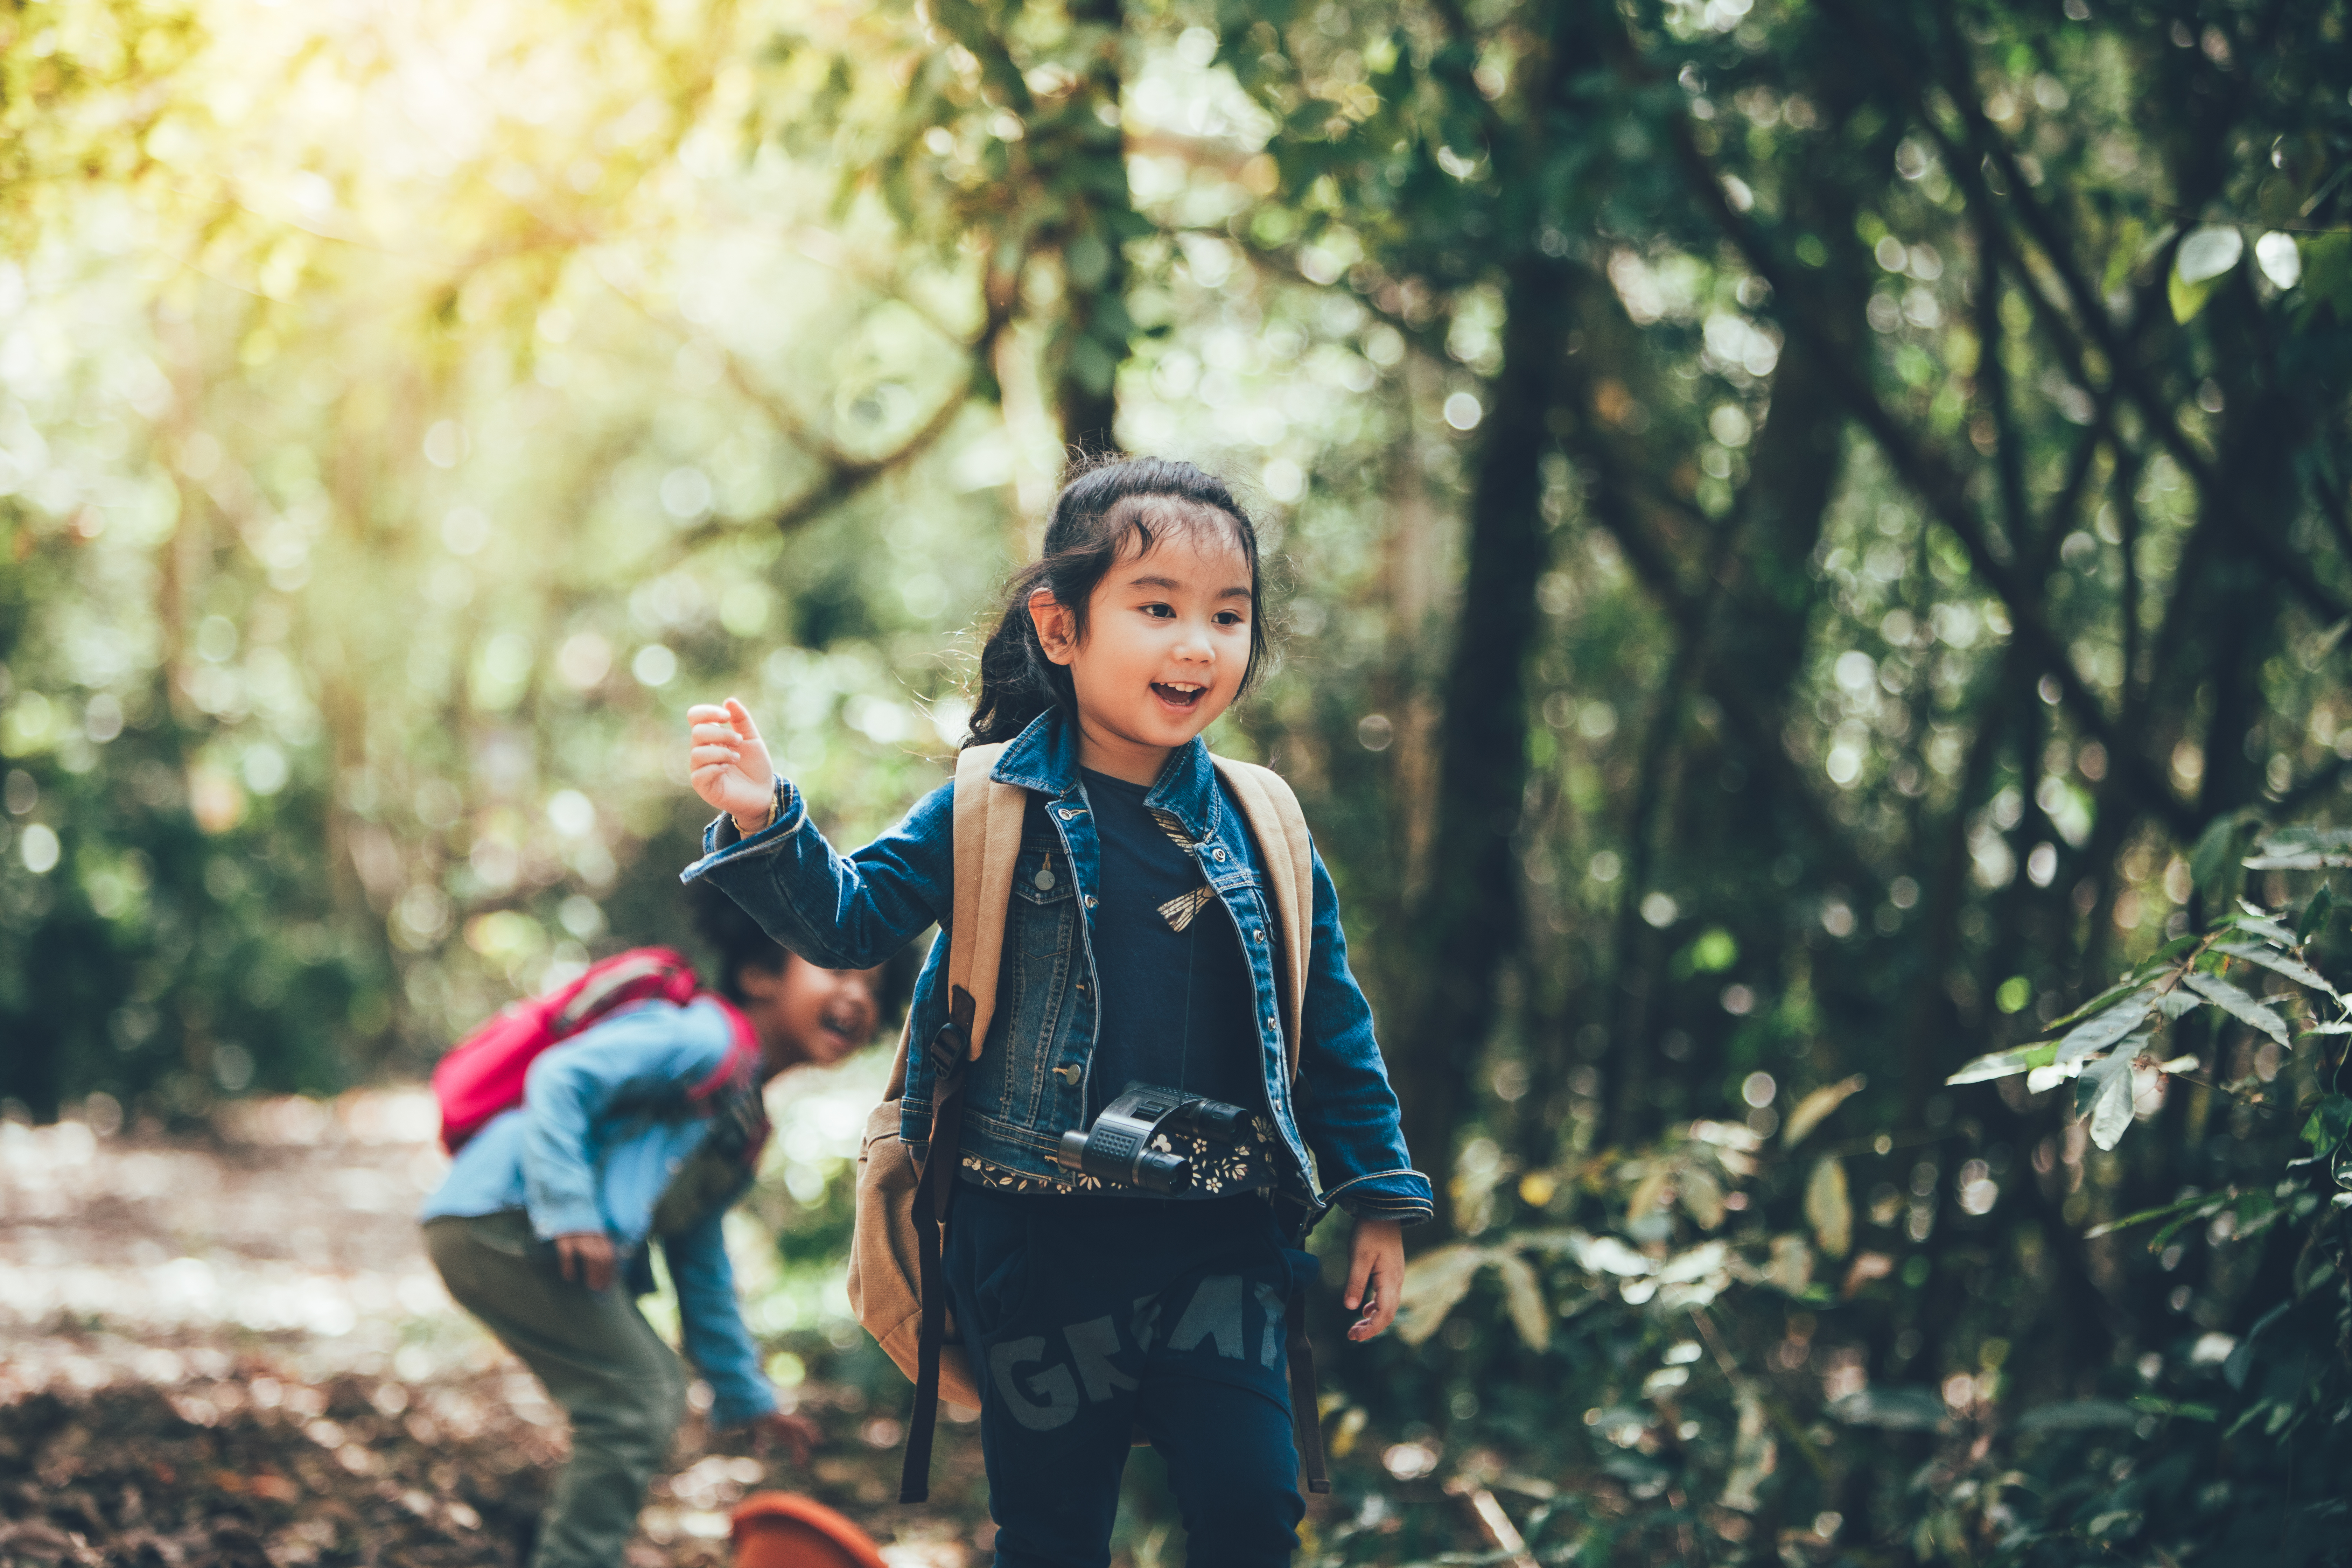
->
[[1054, 1065, 1081, 1084], [1085, 895, 1098, 908], [1212, 848, 1227, 862], [1253, 929, 1265, 942]]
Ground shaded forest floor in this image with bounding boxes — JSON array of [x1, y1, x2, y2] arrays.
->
[[0, 1095, 988, 1568]]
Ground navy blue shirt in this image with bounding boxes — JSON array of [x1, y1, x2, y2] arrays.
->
[[1079, 768, 1260, 1124]]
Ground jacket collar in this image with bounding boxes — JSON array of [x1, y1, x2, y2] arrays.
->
[[987, 708, 1223, 843]]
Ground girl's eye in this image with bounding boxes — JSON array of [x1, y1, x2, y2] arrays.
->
[[1141, 603, 1175, 618], [1213, 611, 1246, 626]]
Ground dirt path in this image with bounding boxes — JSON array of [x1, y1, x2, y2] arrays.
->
[[0, 1093, 983, 1568]]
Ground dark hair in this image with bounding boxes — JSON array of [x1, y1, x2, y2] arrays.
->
[[967, 455, 1269, 747], [689, 879, 791, 1004], [685, 881, 919, 1025]]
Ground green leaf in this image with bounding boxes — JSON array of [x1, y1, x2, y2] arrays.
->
[[2183, 971, 2290, 1046], [1805, 1157, 1852, 1259], [2017, 1399, 2139, 1431], [2078, 1053, 2137, 1150], [2131, 932, 2211, 977], [2300, 232, 2352, 326], [2213, 940, 2337, 997], [2244, 849, 2352, 869], [1393, 1244, 1485, 1345], [1947, 1044, 2053, 1086], [2054, 988, 2157, 1065], [2044, 977, 2150, 1033], [2297, 882, 2336, 945], [1828, 1387, 1949, 1431], [2102, 217, 2148, 294], [2169, 268, 2217, 323], [1679, 1165, 1726, 1230], [2246, 825, 2352, 870], [2085, 1188, 2213, 1240], [1781, 1074, 1867, 1145], [2175, 224, 2244, 284], [1490, 1251, 1551, 1352], [2300, 1094, 2352, 1156], [2230, 905, 2299, 946], [2191, 815, 2250, 889], [2132, 1396, 2218, 1422], [2225, 1301, 2292, 1391]]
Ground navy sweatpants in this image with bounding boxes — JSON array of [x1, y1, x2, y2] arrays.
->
[[944, 1187, 1307, 1567]]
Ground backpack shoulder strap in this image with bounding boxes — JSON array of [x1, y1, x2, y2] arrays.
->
[[1210, 755, 1313, 1079], [877, 743, 1020, 1098], [946, 741, 1023, 1062], [898, 740, 1019, 1505]]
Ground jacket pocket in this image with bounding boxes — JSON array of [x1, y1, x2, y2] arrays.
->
[[1009, 834, 1076, 956]]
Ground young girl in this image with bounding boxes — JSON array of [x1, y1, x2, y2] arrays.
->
[[680, 456, 1430, 1565]]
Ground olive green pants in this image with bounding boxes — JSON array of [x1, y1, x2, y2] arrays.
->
[[424, 1213, 687, 1568]]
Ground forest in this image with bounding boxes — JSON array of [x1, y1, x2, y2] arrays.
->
[[4, 0, 2351, 1561]]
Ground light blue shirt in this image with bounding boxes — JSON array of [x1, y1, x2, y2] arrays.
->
[[421, 997, 777, 1426]]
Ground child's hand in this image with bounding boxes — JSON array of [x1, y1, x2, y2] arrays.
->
[[751, 1410, 822, 1467], [554, 1231, 617, 1292], [687, 697, 778, 835], [1343, 1217, 1404, 1341]]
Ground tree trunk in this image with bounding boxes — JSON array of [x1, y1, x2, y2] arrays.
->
[[1391, 252, 1568, 1225], [1051, 0, 1129, 454]]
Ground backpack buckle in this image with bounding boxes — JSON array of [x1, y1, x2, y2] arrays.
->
[[927, 1019, 969, 1076]]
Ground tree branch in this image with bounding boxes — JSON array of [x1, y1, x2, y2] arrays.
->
[[1658, 111, 2198, 838]]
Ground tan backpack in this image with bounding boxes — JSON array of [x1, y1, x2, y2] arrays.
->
[[848, 741, 1323, 1503]]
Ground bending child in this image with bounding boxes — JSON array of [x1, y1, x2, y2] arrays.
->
[[681, 456, 1431, 1566], [420, 888, 888, 1568]]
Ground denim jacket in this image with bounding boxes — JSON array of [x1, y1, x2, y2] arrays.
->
[[680, 709, 1433, 1226], [419, 998, 777, 1427]]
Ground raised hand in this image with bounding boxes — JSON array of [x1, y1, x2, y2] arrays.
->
[[687, 697, 778, 833]]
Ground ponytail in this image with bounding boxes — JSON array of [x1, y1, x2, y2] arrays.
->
[[966, 455, 1270, 747]]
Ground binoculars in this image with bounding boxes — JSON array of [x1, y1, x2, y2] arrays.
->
[[1054, 1084, 1252, 1193]]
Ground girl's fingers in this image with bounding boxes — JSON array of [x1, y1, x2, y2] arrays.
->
[[1367, 1266, 1398, 1332], [688, 744, 744, 769], [1343, 1248, 1373, 1312], [724, 696, 763, 738]]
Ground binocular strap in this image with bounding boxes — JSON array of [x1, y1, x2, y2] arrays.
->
[[1284, 1285, 1332, 1494], [898, 990, 974, 1505]]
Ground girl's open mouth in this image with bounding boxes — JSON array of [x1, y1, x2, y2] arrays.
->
[[1151, 682, 1205, 709]]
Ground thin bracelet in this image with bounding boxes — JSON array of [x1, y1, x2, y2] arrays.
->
[[737, 776, 784, 838]]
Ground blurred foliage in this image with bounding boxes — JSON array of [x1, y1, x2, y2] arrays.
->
[[7, 0, 2352, 1561]]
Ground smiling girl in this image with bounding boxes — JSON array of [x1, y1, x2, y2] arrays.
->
[[680, 457, 1430, 1566]]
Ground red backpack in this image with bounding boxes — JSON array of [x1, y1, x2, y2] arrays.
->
[[433, 946, 758, 1154]]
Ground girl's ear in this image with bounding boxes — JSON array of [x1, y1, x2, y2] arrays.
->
[[1029, 587, 1078, 666]]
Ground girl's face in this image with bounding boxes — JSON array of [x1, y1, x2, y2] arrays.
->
[[740, 954, 884, 1077], [1030, 519, 1254, 784]]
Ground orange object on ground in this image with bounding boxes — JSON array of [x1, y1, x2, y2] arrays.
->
[[727, 1492, 889, 1568]]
